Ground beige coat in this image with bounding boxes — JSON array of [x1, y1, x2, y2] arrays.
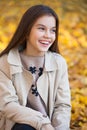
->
[[0, 48, 71, 130]]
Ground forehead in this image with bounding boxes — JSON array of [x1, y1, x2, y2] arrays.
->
[[34, 15, 56, 27]]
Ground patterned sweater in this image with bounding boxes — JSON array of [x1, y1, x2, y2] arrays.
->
[[20, 52, 47, 116]]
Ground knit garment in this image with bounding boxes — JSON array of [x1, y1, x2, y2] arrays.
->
[[20, 52, 47, 116]]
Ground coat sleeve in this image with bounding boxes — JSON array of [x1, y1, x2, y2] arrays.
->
[[52, 57, 71, 130], [0, 70, 50, 130]]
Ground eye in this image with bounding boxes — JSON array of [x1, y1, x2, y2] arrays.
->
[[38, 27, 45, 31], [51, 29, 56, 33]]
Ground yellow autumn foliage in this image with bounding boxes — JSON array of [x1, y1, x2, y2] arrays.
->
[[0, 1, 87, 130]]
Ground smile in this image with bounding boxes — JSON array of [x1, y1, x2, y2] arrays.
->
[[39, 40, 51, 45]]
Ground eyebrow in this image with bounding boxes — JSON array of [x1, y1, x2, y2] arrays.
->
[[36, 24, 56, 28]]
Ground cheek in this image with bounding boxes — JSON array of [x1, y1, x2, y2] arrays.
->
[[32, 31, 42, 39], [52, 35, 56, 41]]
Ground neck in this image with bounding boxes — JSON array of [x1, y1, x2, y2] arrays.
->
[[23, 49, 45, 57]]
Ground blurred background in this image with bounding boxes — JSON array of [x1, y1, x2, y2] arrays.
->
[[0, 0, 87, 129]]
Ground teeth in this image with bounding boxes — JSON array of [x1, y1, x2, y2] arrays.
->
[[39, 40, 50, 44], [42, 43, 48, 45]]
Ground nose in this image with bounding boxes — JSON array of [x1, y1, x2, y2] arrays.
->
[[44, 30, 51, 38]]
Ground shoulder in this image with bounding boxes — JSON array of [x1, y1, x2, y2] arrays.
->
[[0, 54, 8, 66], [49, 51, 67, 65], [0, 54, 10, 78], [50, 53, 69, 76], [53, 52, 65, 61], [49, 51, 68, 71]]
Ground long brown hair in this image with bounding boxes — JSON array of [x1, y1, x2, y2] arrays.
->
[[0, 4, 59, 57]]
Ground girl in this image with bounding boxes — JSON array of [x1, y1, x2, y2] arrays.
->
[[0, 4, 71, 130]]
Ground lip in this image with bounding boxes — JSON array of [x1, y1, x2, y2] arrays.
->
[[39, 40, 51, 45]]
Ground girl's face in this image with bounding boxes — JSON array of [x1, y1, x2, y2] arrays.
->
[[26, 15, 56, 56]]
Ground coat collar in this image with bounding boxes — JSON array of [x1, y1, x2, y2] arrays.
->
[[7, 48, 58, 73], [8, 48, 22, 66]]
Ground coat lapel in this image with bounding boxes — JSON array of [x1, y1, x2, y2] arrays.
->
[[36, 52, 58, 108], [36, 72, 49, 108]]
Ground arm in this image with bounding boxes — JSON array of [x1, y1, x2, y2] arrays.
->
[[0, 70, 50, 130], [52, 58, 71, 130]]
